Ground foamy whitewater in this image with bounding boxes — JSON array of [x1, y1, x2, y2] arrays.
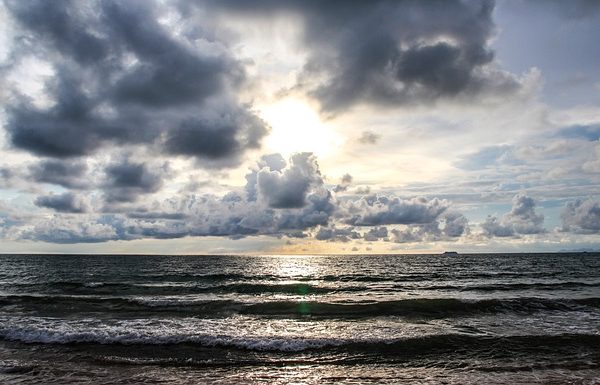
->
[[0, 254, 599, 384]]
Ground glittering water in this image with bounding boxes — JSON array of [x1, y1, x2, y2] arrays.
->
[[0, 253, 599, 384]]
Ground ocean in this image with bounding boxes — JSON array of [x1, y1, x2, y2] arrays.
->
[[0, 253, 599, 384]]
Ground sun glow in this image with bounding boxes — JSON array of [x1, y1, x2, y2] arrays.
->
[[260, 98, 341, 158]]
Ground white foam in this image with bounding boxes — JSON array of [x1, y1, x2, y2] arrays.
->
[[0, 315, 440, 351]]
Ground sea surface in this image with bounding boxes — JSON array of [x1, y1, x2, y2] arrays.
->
[[0, 253, 599, 384]]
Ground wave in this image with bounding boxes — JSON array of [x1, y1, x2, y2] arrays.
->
[[414, 281, 600, 292], [0, 281, 351, 296], [5, 279, 599, 299], [240, 297, 600, 318], [2, 295, 599, 318], [1, 324, 598, 354]]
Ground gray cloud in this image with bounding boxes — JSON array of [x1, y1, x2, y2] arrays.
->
[[390, 226, 430, 243], [20, 153, 336, 243], [561, 198, 600, 233], [29, 160, 88, 189], [333, 173, 353, 193], [293, 0, 516, 111], [358, 131, 380, 145], [256, 152, 323, 209], [482, 193, 545, 237], [481, 215, 515, 237], [13, 155, 471, 244], [34, 192, 89, 213], [441, 212, 470, 237], [387, 211, 468, 243], [363, 226, 388, 242], [163, 108, 267, 163], [342, 195, 448, 226], [0, 168, 16, 189], [315, 226, 360, 242], [4, 0, 267, 164], [193, 0, 520, 112], [22, 215, 118, 244], [103, 159, 165, 203]]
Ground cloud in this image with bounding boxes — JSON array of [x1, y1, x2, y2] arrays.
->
[[18, 153, 337, 243], [387, 211, 468, 243], [456, 145, 521, 170], [163, 108, 267, 163], [482, 193, 545, 237], [3, 149, 474, 245], [256, 152, 323, 208], [358, 131, 380, 145], [582, 141, 600, 173], [22, 215, 118, 244], [0, 167, 16, 189], [341, 195, 448, 226], [390, 226, 430, 243], [29, 160, 88, 189], [102, 158, 165, 203], [3, 0, 267, 165], [441, 211, 470, 237], [315, 226, 360, 242], [333, 173, 352, 193], [196, 0, 521, 112], [292, 0, 519, 111], [481, 215, 515, 237], [34, 192, 89, 213], [561, 198, 600, 233], [363, 226, 388, 242]]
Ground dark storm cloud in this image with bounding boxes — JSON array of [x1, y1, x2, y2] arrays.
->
[[5, 0, 109, 65], [34, 192, 88, 213], [29, 160, 88, 189], [210, 0, 517, 111], [342, 195, 448, 226], [482, 193, 545, 237], [5, 75, 148, 158], [163, 109, 267, 161], [302, 0, 518, 111], [101, 0, 242, 108], [103, 159, 165, 203], [561, 198, 600, 233], [4, 0, 267, 164]]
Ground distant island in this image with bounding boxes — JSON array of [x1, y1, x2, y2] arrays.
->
[[443, 251, 459, 255]]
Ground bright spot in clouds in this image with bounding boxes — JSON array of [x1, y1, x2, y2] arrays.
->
[[260, 98, 342, 158]]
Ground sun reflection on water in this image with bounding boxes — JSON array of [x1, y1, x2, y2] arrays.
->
[[272, 255, 322, 279], [272, 255, 323, 315]]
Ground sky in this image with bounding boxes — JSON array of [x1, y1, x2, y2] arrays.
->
[[0, 0, 599, 254]]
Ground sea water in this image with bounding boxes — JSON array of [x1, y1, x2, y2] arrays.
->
[[0, 253, 599, 384]]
